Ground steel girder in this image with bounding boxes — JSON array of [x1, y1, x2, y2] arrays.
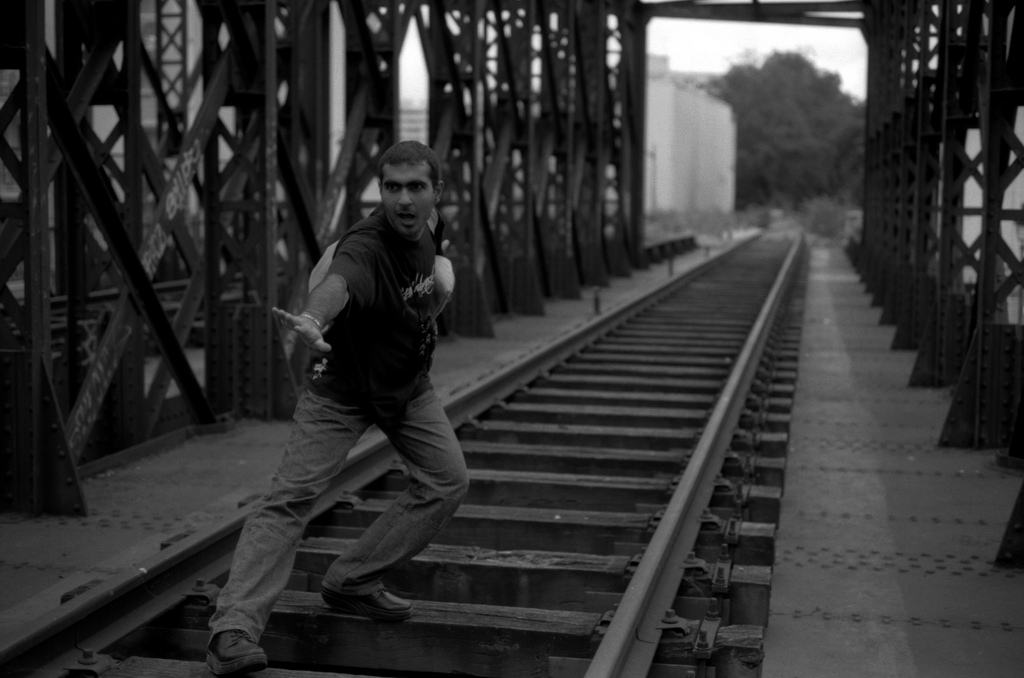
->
[[888, 0, 943, 353], [939, 0, 1024, 449], [201, 0, 315, 421], [412, 0, 642, 329], [1, 0, 647, 514], [860, 0, 1024, 450], [422, 0, 501, 335], [156, 0, 190, 152], [477, 0, 548, 316], [909, 0, 983, 386], [0, 2, 86, 515]]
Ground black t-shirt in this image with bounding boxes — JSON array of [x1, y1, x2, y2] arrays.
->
[[304, 210, 439, 421]]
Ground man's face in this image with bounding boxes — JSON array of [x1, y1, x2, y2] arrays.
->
[[379, 162, 443, 241]]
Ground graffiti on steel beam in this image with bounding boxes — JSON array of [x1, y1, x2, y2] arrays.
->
[[65, 305, 134, 461], [141, 138, 202, 277], [63, 55, 231, 453]]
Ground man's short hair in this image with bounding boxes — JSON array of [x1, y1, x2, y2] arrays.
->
[[378, 141, 441, 185]]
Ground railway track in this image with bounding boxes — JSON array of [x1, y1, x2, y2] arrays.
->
[[0, 231, 805, 678]]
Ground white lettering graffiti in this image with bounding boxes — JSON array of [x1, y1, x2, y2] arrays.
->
[[401, 272, 435, 301], [165, 139, 203, 222], [138, 140, 203, 278], [66, 324, 133, 457], [139, 224, 174, 279]]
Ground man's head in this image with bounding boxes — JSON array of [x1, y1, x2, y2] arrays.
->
[[378, 141, 444, 242], [378, 140, 442, 185]]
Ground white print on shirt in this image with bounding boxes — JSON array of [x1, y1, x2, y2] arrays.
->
[[401, 271, 435, 301], [312, 357, 328, 380]]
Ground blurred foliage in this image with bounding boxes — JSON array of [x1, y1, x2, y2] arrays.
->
[[706, 51, 865, 210], [798, 196, 854, 239]]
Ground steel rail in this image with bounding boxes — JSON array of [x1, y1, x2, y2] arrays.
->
[[585, 233, 803, 678], [0, 235, 758, 674]]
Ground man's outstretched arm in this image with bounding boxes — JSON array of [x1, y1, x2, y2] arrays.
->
[[272, 273, 349, 352]]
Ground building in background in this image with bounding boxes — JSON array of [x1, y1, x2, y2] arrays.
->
[[399, 103, 429, 144], [645, 55, 736, 233]]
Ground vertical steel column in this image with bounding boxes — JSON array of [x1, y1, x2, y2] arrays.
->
[[424, 0, 496, 336], [934, 0, 983, 388], [570, 0, 609, 287], [52, 1, 91, 416], [628, 4, 648, 268], [0, 1, 85, 515], [883, 0, 909, 321], [879, 0, 916, 331], [861, 0, 881, 294], [533, 0, 582, 299], [941, 0, 1024, 449], [273, 0, 330, 377], [117, 0, 147, 450], [336, 0, 399, 227], [473, 0, 511, 316], [203, 0, 300, 420], [861, 0, 902, 307], [47, 0, 214, 467], [890, 0, 924, 348], [601, 0, 638, 276], [480, 0, 546, 315], [283, 1, 331, 204], [908, 0, 952, 382]]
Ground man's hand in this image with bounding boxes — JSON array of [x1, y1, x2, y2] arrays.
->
[[272, 307, 332, 352]]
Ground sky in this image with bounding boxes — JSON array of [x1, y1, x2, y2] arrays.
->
[[646, 18, 868, 101]]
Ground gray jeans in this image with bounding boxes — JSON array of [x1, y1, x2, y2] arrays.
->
[[208, 387, 468, 641]]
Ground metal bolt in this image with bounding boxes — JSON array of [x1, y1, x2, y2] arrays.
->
[[78, 649, 97, 665], [695, 629, 710, 650]]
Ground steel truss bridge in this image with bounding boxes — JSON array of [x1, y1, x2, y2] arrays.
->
[[0, 0, 1021, 517]]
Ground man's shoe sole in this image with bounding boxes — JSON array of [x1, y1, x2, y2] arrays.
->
[[206, 652, 268, 675], [321, 588, 412, 621]]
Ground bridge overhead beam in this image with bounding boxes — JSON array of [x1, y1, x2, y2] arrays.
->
[[639, 0, 867, 29]]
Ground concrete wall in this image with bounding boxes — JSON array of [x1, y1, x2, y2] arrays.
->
[[644, 55, 736, 218]]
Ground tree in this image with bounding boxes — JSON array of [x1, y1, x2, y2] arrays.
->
[[706, 51, 865, 210]]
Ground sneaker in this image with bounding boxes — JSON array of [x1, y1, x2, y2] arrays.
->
[[206, 629, 268, 675], [321, 586, 413, 621]]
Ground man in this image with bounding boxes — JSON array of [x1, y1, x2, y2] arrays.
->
[[206, 141, 467, 675]]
